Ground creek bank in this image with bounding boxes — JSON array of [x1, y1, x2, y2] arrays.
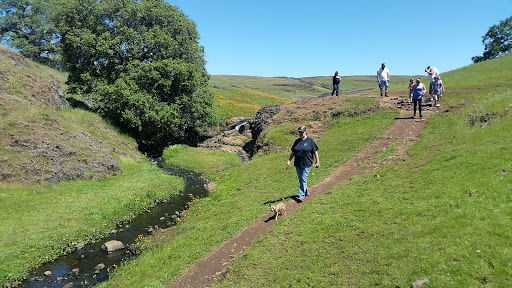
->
[[19, 165, 210, 288]]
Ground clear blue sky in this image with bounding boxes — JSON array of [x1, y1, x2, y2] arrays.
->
[[168, 0, 511, 78]]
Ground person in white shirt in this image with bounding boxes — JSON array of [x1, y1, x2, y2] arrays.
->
[[425, 66, 440, 101], [376, 63, 390, 97]]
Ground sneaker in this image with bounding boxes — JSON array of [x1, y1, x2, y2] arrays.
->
[[420, 115, 423, 118], [305, 189, 310, 196], [412, 115, 416, 119], [436, 103, 440, 107]]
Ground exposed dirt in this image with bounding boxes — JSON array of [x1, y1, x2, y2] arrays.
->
[[167, 93, 441, 288], [0, 47, 141, 184]]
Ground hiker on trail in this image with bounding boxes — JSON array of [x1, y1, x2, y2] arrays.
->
[[411, 78, 426, 119], [432, 75, 444, 107], [376, 63, 390, 97], [332, 71, 341, 96], [408, 78, 415, 103], [287, 126, 320, 202], [425, 66, 440, 102]]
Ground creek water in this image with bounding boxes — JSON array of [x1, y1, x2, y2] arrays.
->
[[20, 165, 209, 288]]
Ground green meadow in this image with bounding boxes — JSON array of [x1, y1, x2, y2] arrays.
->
[[1, 45, 511, 288], [100, 54, 512, 287]]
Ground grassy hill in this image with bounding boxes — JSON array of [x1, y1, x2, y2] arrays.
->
[[99, 54, 511, 287], [210, 74, 413, 125], [211, 74, 414, 100], [0, 47, 185, 287], [1, 42, 510, 287]]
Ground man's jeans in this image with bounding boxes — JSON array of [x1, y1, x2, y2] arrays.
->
[[332, 84, 339, 96], [296, 166, 311, 199]]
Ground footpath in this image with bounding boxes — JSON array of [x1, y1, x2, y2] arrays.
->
[[167, 95, 435, 288]]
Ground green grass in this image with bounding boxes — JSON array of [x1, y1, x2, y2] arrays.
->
[[98, 107, 398, 288], [3, 46, 511, 287], [0, 157, 183, 286], [0, 47, 185, 287], [163, 144, 242, 176], [211, 75, 415, 101], [213, 88, 291, 123], [98, 54, 512, 288], [211, 56, 512, 287]]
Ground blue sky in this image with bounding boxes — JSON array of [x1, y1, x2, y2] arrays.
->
[[168, 0, 511, 78]]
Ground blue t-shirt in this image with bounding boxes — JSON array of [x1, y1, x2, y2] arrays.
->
[[412, 84, 425, 100], [291, 137, 319, 168]]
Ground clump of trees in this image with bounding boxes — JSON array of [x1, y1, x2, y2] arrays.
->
[[472, 16, 512, 63], [1, 0, 216, 151]]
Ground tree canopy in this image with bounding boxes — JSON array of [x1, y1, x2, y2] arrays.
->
[[2, 0, 216, 150], [0, 0, 60, 67], [472, 16, 512, 63]]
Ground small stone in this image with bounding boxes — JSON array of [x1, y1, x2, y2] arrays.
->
[[44, 271, 52, 276], [501, 169, 507, 175], [76, 243, 85, 250], [94, 263, 105, 271], [71, 268, 79, 275], [411, 278, 429, 288]]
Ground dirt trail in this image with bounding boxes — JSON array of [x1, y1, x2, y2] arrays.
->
[[167, 94, 435, 288]]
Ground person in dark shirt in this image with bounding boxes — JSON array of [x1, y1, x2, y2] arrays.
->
[[286, 126, 320, 202], [332, 71, 341, 96]]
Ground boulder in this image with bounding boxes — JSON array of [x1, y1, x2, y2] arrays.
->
[[101, 240, 124, 253]]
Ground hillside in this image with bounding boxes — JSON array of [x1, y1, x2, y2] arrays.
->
[[100, 54, 511, 288], [211, 74, 414, 101], [0, 46, 143, 184], [2, 43, 510, 287], [0, 47, 184, 287]]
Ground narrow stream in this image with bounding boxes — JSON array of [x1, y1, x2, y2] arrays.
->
[[20, 165, 209, 288]]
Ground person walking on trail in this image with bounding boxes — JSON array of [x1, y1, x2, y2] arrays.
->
[[425, 65, 440, 102], [411, 78, 426, 119], [432, 75, 444, 107], [331, 71, 341, 96], [408, 78, 415, 103], [286, 126, 320, 202], [432, 75, 445, 107], [377, 63, 390, 97]]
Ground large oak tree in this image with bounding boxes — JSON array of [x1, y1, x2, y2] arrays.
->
[[54, 0, 216, 148]]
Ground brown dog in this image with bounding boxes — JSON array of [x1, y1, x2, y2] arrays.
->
[[269, 198, 286, 221]]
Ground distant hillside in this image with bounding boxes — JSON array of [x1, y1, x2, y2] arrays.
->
[[211, 74, 414, 100], [0, 47, 142, 184]]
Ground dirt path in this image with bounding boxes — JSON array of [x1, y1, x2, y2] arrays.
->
[[167, 94, 436, 288]]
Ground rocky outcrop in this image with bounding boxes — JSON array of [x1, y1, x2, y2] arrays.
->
[[249, 104, 281, 155], [48, 80, 69, 110]]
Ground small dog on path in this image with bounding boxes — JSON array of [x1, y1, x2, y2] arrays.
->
[[269, 199, 286, 221]]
